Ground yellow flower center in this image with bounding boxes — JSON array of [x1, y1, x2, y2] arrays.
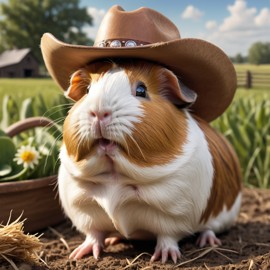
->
[[20, 151, 35, 163]]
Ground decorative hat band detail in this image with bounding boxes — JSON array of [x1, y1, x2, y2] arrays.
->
[[95, 39, 150, 48]]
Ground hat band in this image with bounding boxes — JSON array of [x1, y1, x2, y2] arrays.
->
[[95, 39, 150, 48]]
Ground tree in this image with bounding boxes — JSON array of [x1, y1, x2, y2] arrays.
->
[[234, 53, 245, 64], [0, 0, 93, 63], [248, 42, 270, 65]]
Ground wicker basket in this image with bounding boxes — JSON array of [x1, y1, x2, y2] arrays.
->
[[0, 117, 65, 232]]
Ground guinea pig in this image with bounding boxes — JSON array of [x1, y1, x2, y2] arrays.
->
[[58, 59, 242, 263]]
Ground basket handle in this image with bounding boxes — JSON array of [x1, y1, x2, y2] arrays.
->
[[5, 117, 58, 138]]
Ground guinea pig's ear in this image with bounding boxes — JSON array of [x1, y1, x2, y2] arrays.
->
[[65, 68, 91, 101], [160, 69, 197, 108]]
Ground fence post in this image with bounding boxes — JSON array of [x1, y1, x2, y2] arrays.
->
[[246, 70, 252, 89]]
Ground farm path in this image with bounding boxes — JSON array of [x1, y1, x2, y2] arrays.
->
[[2, 188, 270, 270]]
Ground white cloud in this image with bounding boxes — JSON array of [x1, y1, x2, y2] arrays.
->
[[202, 0, 270, 56], [219, 0, 256, 31], [87, 7, 106, 25], [205, 20, 217, 30], [181, 5, 203, 21], [255, 8, 270, 26], [84, 7, 106, 40]]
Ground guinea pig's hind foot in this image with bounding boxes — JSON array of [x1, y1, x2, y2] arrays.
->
[[69, 233, 105, 260], [196, 229, 222, 248], [150, 236, 181, 264], [105, 236, 121, 246]]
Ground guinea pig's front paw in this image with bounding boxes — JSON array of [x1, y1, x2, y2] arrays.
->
[[69, 232, 105, 260], [150, 236, 181, 264]]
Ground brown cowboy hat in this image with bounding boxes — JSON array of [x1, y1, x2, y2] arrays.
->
[[41, 5, 236, 122]]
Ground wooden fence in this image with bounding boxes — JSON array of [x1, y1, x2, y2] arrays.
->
[[237, 71, 270, 88]]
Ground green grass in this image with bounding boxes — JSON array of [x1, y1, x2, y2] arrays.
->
[[0, 78, 72, 127], [0, 78, 66, 121], [212, 88, 270, 188], [235, 87, 270, 98], [0, 78, 63, 106], [0, 79, 68, 181]]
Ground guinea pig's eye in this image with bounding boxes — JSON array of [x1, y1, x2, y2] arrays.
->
[[136, 82, 147, 98], [86, 86, 90, 94]]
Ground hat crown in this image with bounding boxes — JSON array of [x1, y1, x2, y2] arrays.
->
[[95, 5, 181, 46]]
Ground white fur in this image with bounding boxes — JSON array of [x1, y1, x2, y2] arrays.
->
[[58, 67, 240, 259], [68, 69, 144, 146], [201, 193, 242, 233]]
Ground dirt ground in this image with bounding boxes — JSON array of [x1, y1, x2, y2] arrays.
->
[[1, 187, 270, 269]]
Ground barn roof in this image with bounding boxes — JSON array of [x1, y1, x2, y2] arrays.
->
[[0, 48, 31, 68]]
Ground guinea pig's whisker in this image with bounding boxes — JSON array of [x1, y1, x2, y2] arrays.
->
[[115, 124, 131, 156], [62, 123, 81, 144], [50, 116, 66, 125], [77, 134, 85, 153], [42, 103, 72, 120], [33, 114, 65, 140], [110, 120, 132, 133], [121, 134, 131, 157], [110, 121, 145, 160], [72, 121, 92, 152], [73, 133, 83, 153], [126, 133, 146, 161], [54, 156, 61, 172], [72, 126, 85, 143], [50, 132, 63, 149], [41, 131, 62, 174], [44, 102, 73, 112], [40, 143, 50, 174], [41, 121, 64, 138], [79, 128, 90, 144]]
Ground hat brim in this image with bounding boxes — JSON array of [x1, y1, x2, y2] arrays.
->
[[41, 33, 236, 122]]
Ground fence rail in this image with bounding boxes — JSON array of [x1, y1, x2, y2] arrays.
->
[[237, 71, 270, 88]]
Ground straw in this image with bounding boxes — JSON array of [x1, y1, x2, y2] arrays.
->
[[0, 213, 43, 269]]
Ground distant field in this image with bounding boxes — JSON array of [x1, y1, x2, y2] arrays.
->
[[234, 64, 270, 90], [234, 64, 270, 73], [0, 67, 269, 105], [0, 78, 62, 106]]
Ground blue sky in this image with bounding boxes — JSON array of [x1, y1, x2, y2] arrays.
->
[[0, 0, 269, 56], [81, 0, 270, 56]]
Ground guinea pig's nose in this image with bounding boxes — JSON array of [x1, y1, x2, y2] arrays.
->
[[90, 110, 112, 125]]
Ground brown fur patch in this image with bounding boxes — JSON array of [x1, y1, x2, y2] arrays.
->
[[121, 61, 162, 96], [123, 96, 188, 166], [197, 116, 242, 223], [116, 61, 189, 167], [66, 69, 91, 101], [89, 61, 115, 83]]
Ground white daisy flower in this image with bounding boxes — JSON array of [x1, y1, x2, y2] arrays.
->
[[14, 145, 40, 169]]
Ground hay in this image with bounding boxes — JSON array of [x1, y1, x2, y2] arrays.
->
[[0, 214, 43, 268]]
